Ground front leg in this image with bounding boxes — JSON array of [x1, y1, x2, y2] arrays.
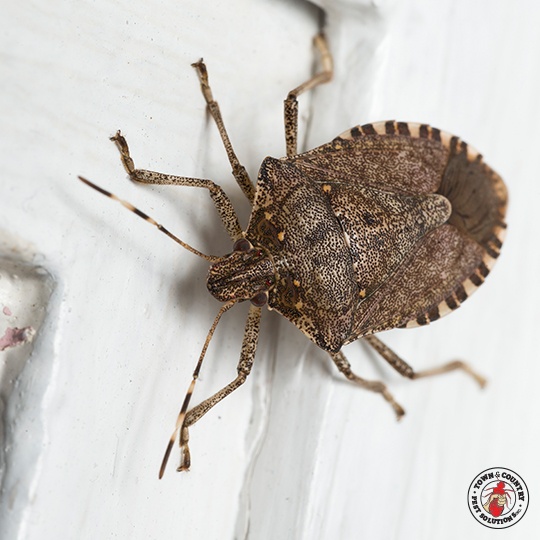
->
[[191, 60, 255, 203], [175, 304, 261, 473]]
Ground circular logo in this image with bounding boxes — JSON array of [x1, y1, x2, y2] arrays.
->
[[467, 467, 529, 529]]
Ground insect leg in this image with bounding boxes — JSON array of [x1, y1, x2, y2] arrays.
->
[[191, 60, 255, 203], [329, 350, 405, 419], [79, 176, 220, 262], [110, 131, 243, 241], [161, 304, 261, 476], [363, 335, 487, 388], [284, 33, 333, 157]]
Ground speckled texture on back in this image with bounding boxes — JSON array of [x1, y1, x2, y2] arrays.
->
[[245, 121, 507, 351]]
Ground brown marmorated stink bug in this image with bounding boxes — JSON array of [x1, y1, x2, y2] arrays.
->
[[79, 35, 507, 477]]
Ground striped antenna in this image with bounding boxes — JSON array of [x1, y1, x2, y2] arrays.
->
[[159, 300, 235, 478], [78, 176, 220, 262]]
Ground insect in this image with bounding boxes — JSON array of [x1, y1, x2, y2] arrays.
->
[[79, 34, 507, 477], [483, 482, 515, 517]]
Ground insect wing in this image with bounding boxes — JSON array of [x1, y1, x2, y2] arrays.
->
[[294, 121, 507, 337]]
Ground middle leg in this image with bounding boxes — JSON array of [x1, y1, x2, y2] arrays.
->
[[111, 131, 243, 241], [177, 304, 262, 471]]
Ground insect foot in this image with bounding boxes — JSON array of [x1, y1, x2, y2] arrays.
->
[[331, 350, 406, 419], [80, 34, 506, 475]]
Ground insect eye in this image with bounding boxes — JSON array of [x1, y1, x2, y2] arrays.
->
[[250, 292, 267, 307], [233, 238, 251, 252]]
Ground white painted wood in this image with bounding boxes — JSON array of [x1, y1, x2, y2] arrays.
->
[[1, 1, 538, 539]]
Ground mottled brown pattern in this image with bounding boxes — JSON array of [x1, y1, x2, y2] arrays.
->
[[247, 158, 357, 351], [207, 249, 275, 302], [241, 122, 507, 350], [295, 133, 449, 195], [347, 225, 484, 339], [324, 184, 450, 301], [255, 218, 282, 249]]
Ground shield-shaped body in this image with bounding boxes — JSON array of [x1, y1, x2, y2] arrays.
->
[[246, 121, 507, 352]]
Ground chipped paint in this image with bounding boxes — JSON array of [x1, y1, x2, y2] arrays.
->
[[0, 326, 35, 351]]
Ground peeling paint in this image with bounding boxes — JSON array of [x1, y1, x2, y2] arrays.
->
[[0, 326, 35, 351]]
